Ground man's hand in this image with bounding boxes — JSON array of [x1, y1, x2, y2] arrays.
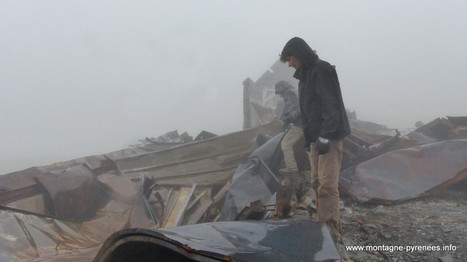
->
[[283, 109, 300, 122], [287, 109, 300, 120], [316, 137, 330, 155]]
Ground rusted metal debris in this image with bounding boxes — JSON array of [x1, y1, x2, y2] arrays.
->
[[1, 114, 466, 260], [413, 116, 467, 140], [0, 175, 154, 261], [338, 116, 467, 203], [340, 139, 467, 203], [1, 59, 467, 261], [0, 121, 290, 261], [93, 219, 340, 262]]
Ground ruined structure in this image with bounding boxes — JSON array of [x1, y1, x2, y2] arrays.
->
[[1, 61, 466, 261]]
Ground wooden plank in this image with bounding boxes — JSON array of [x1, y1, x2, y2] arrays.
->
[[114, 121, 282, 172], [0, 184, 39, 204], [162, 184, 196, 228], [186, 189, 209, 211], [152, 170, 233, 187], [183, 190, 213, 225], [212, 180, 231, 205]]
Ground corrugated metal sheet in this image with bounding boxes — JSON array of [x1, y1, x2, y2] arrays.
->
[[340, 139, 467, 203], [0, 122, 287, 261], [94, 219, 340, 262]]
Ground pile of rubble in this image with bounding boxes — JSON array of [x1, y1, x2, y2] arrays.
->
[[0, 114, 465, 261], [1, 60, 466, 260]]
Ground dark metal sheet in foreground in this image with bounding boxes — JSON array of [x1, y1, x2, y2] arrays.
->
[[94, 219, 340, 262], [340, 139, 467, 203]]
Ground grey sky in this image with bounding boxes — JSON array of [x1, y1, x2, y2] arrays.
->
[[1, 0, 466, 174]]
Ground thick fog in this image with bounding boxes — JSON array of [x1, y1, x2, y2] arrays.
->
[[1, 1, 466, 174]]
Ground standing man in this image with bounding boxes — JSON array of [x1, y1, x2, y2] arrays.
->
[[279, 37, 350, 240], [275, 80, 302, 175]]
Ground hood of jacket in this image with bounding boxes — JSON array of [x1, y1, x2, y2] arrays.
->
[[280, 37, 319, 65]]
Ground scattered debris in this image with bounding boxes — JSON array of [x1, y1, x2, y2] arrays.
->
[[1, 62, 466, 261]]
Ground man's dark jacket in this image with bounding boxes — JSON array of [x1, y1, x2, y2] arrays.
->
[[280, 89, 302, 128], [281, 37, 351, 148]]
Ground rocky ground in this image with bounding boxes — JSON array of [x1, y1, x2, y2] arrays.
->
[[336, 184, 466, 262]]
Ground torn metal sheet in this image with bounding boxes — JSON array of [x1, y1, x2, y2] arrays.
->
[[34, 165, 109, 222], [94, 219, 340, 262], [194, 130, 217, 140], [342, 132, 403, 169], [0, 166, 110, 222], [219, 133, 283, 221], [235, 200, 275, 221], [111, 121, 283, 187], [340, 139, 467, 203], [0, 167, 48, 196], [0, 183, 39, 205], [0, 193, 154, 261], [98, 173, 139, 204], [349, 118, 396, 140], [151, 130, 189, 143], [413, 116, 467, 140]]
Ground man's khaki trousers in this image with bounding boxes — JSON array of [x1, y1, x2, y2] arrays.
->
[[281, 124, 303, 171], [309, 139, 344, 237]]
